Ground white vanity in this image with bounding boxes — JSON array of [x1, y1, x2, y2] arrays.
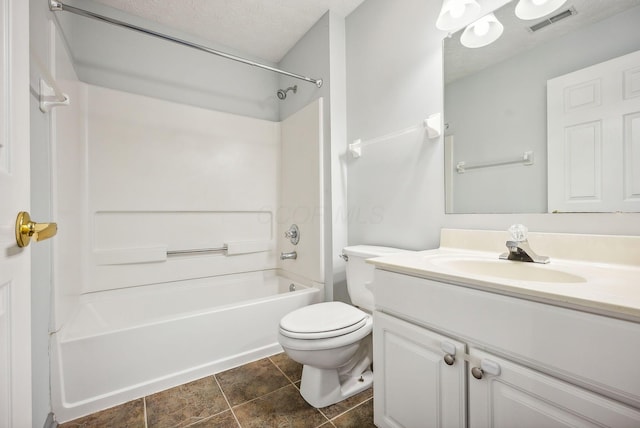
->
[[369, 228, 640, 428]]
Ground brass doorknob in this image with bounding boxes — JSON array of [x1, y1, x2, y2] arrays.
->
[[15, 211, 58, 248]]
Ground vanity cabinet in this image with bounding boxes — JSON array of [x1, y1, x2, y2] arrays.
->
[[373, 311, 466, 428], [372, 269, 640, 428], [468, 348, 640, 427]]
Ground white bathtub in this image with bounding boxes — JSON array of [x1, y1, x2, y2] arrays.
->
[[51, 270, 322, 422]]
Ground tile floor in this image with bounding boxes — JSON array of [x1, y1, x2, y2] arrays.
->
[[59, 353, 375, 428]]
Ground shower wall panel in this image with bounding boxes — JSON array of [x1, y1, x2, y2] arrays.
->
[[278, 99, 324, 284], [64, 84, 281, 293]]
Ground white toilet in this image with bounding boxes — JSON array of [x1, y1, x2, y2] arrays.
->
[[277, 245, 407, 408]]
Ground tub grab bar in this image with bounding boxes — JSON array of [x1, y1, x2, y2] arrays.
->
[[167, 246, 227, 256], [95, 241, 271, 265], [168, 241, 270, 256]]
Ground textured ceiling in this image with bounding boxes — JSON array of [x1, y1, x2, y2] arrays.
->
[[89, 0, 367, 63]]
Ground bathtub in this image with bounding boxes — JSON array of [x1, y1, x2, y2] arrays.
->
[[51, 269, 322, 422]]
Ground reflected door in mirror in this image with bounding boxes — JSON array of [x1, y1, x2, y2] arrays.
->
[[547, 49, 640, 213]]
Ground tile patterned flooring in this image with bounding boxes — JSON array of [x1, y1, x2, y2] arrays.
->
[[59, 353, 375, 428]]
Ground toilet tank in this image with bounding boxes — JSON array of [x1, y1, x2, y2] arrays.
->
[[342, 245, 408, 311]]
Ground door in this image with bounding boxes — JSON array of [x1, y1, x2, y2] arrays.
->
[[468, 348, 640, 428], [0, 0, 32, 426], [373, 311, 466, 428], [547, 49, 640, 212]]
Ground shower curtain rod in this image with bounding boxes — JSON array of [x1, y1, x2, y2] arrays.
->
[[49, 0, 324, 88]]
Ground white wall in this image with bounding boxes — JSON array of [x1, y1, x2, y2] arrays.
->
[[328, 14, 350, 303], [278, 13, 331, 122], [345, 0, 640, 252], [346, 0, 446, 250], [446, 6, 640, 214]]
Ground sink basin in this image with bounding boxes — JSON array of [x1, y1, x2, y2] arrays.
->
[[430, 257, 587, 284]]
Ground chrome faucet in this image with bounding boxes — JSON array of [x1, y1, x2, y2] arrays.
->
[[280, 251, 297, 260], [499, 224, 549, 264]]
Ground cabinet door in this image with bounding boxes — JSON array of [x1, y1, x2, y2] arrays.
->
[[469, 348, 640, 428], [373, 311, 466, 428]]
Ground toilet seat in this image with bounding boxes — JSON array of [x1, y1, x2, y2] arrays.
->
[[278, 315, 373, 352], [279, 302, 368, 340]]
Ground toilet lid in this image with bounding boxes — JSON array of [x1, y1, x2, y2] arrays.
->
[[279, 301, 369, 340]]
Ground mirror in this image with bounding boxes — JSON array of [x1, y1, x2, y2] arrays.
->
[[444, 0, 640, 214]]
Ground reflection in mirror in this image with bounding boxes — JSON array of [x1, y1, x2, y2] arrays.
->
[[444, 0, 640, 214]]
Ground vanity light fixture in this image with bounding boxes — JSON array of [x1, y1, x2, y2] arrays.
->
[[460, 13, 504, 48], [515, 0, 567, 20], [436, 0, 483, 31], [440, 0, 570, 49]]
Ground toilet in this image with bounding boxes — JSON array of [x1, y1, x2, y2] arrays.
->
[[277, 245, 407, 408]]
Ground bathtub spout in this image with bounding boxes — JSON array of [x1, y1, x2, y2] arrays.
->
[[280, 251, 297, 260]]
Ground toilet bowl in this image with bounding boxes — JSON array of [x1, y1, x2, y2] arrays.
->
[[277, 245, 407, 408]]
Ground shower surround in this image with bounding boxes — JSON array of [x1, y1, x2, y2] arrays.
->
[[50, 80, 325, 422]]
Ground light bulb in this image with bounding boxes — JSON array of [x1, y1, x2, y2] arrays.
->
[[436, 0, 482, 31], [460, 13, 503, 48], [473, 20, 490, 36], [449, 2, 465, 19], [515, 0, 567, 20]]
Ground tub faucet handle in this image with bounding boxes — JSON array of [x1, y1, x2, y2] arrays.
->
[[284, 224, 299, 245]]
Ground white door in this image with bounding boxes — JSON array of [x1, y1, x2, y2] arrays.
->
[[468, 348, 640, 428], [0, 1, 32, 427], [373, 311, 466, 428], [547, 49, 640, 212]]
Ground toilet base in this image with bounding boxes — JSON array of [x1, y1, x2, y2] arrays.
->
[[299, 366, 373, 408], [294, 331, 374, 408]]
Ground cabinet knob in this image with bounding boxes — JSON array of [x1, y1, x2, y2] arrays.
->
[[444, 354, 455, 365], [471, 367, 484, 379], [471, 358, 501, 379]]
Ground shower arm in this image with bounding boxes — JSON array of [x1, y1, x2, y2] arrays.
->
[[48, 0, 324, 88]]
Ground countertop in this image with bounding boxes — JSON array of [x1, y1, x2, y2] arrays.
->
[[368, 229, 640, 323]]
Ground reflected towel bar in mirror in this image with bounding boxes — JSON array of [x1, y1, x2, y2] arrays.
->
[[456, 151, 533, 173]]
